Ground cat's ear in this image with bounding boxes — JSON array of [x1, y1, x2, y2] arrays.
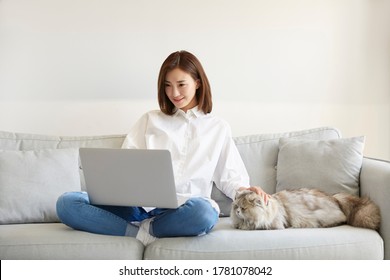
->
[[235, 189, 245, 199]]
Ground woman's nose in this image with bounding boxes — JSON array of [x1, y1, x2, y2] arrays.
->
[[172, 87, 180, 97]]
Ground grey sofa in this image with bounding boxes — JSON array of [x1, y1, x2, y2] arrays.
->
[[0, 127, 388, 260]]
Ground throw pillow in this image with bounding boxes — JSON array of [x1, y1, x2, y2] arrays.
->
[[0, 148, 81, 224], [276, 136, 365, 195]]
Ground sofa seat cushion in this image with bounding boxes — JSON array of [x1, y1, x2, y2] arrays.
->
[[144, 218, 384, 260], [0, 223, 144, 260]]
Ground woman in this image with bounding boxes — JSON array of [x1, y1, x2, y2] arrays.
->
[[56, 50, 269, 246]]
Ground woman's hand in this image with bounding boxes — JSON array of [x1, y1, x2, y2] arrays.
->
[[238, 186, 271, 205]]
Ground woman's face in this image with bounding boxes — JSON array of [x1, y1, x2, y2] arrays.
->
[[164, 68, 200, 112]]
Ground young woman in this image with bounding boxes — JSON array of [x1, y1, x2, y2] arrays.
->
[[56, 50, 269, 245]]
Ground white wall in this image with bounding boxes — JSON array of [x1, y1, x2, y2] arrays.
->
[[0, 0, 389, 160]]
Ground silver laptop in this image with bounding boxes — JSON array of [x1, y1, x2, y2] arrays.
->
[[79, 148, 178, 208]]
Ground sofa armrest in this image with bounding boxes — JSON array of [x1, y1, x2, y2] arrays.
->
[[360, 157, 390, 259]]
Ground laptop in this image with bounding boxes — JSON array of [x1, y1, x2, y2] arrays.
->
[[79, 148, 179, 208]]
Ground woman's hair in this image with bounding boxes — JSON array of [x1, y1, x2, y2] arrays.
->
[[157, 50, 212, 115]]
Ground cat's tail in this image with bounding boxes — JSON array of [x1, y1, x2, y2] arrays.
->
[[333, 193, 381, 231]]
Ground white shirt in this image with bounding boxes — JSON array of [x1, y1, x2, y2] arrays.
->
[[121, 107, 250, 213]]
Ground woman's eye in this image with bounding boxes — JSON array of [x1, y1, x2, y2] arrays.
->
[[165, 84, 171, 87]]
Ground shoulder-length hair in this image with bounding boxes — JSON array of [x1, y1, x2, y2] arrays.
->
[[157, 50, 212, 115]]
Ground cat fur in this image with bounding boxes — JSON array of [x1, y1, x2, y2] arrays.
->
[[230, 188, 381, 231]]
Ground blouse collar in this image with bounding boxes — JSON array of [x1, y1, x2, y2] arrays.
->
[[175, 106, 205, 119]]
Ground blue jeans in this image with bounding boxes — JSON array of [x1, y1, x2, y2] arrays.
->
[[56, 192, 218, 238]]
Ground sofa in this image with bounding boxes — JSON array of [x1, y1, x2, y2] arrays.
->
[[0, 127, 388, 260]]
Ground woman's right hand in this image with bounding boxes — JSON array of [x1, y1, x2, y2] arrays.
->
[[238, 186, 271, 205]]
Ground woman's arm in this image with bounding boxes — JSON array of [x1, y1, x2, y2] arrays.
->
[[121, 113, 149, 149]]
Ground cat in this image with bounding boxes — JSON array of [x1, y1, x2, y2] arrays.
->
[[231, 188, 381, 231]]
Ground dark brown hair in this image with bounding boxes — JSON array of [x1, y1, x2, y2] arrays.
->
[[157, 50, 212, 115]]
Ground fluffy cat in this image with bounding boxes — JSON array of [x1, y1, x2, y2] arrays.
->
[[231, 188, 381, 231]]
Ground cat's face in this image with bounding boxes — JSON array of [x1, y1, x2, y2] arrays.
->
[[232, 191, 265, 221]]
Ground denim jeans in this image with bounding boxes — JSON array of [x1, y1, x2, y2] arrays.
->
[[56, 192, 219, 238]]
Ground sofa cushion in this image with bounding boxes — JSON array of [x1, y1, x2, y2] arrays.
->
[[233, 127, 341, 194], [276, 136, 364, 195], [0, 149, 81, 224], [143, 218, 384, 260], [0, 223, 144, 260], [0, 130, 126, 192]]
